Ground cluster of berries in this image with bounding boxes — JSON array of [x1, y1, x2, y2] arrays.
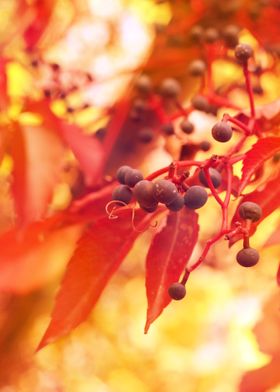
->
[[168, 201, 262, 301], [112, 166, 223, 213]]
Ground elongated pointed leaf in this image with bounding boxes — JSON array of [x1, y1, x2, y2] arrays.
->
[[145, 208, 199, 333], [37, 208, 156, 350], [10, 122, 65, 226], [238, 137, 280, 194]]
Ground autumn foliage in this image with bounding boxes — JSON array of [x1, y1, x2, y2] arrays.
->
[[0, 0, 280, 390]]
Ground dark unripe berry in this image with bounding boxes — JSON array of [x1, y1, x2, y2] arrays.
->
[[135, 74, 152, 96], [180, 119, 194, 134], [134, 180, 157, 208], [188, 60, 206, 77], [166, 195, 184, 211], [211, 121, 233, 142], [236, 247, 259, 267], [168, 283, 186, 300], [223, 24, 239, 48], [116, 165, 132, 184], [199, 140, 211, 151], [199, 168, 221, 188], [138, 128, 154, 143], [95, 127, 106, 141], [160, 78, 181, 99], [191, 95, 209, 112], [190, 25, 204, 43], [124, 169, 143, 187], [204, 28, 219, 43], [234, 43, 253, 63], [112, 185, 132, 204], [140, 202, 158, 213], [184, 185, 208, 209], [162, 123, 174, 135], [153, 179, 178, 204], [238, 202, 262, 222]]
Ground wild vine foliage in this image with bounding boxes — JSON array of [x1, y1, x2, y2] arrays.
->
[[0, 0, 279, 352]]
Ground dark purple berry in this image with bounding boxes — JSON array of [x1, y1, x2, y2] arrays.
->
[[222, 24, 239, 48], [153, 179, 178, 204], [112, 185, 132, 204], [160, 78, 181, 99], [211, 121, 233, 142], [166, 195, 184, 211], [189, 25, 204, 43], [162, 123, 174, 135], [140, 202, 158, 213], [135, 75, 152, 96], [235, 43, 253, 63], [191, 95, 209, 112], [204, 27, 219, 43], [138, 128, 154, 143], [188, 60, 206, 77], [199, 140, 211, 151], [124, 169, 143, 187], [180, 119, 194, 134], [116, 165, 132, 184], [238, 202, 262, 222], [168, 283, 186, 300], [134, 180, 157, 208], [199, 168, 221, 188], [95, 127, 106, 141], [236, 248, 259, 267], [184, 186, 208, 209]]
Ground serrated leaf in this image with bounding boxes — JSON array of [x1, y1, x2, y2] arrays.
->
[[37, 208, 157, 350], [230, 171, 280, 246], [238, 137, 280, 194], [144, 208, 199, 333]]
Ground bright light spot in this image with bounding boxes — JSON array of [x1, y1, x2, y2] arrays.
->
[[89, 0, 122, 20]]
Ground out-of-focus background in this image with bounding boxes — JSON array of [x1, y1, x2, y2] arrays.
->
[[0, 1, 279, 391]]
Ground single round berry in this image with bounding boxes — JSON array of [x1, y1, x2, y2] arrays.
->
[[153, 179, 178, 204], [138, 128, 154, 143], [162, 123, 174, 135], [180, 119, 194, 134], [234, 43, 253, 63], [116, 165, 132, 184], [199, 168, 221, 188], [238, 202, 262, 222], [222, 24, 239, 48], [184, 186, 208, 209], [191, 95, 209, 112], [188, 60, 206, 77], [160, 78, 181, 99], [199, 140, 211, 151], [112, 185, 132, 204], [204, 27, 219, 43], [140, 202, 158, 213], [236, 247, 259, 267], [134, 180, 157, 208], [168, 283, 186, 300], [95, 127, 106, 141], [124, 169, 143, 187], [135, 74, 152, 96], [211, 121, 233, 142], [190, 25, 204, 43], [166, 195, 185, 211]]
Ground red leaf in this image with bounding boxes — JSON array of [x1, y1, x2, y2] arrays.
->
[[0, 217, 82, 294], [10, 122, 65, 226], [277, 264, 280, 287], [37, 208, 157, 350], [263, 224, 280, 248], [238, 137, 280, 194], [144, 208, 199, 333], [0, 58, 9, 111], [230, 171, 280, 246], [25, 100, 105, 186]]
